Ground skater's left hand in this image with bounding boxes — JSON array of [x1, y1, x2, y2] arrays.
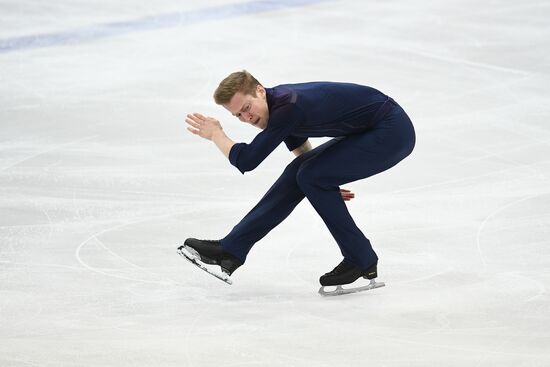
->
[[340, 188, 355, 201]]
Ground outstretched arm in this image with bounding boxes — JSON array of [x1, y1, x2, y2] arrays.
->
[[186, 113, 235, 158]]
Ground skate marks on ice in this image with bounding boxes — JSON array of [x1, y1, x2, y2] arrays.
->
[[475, 193, 544, 268], [74, 213, 188, 286], [177, 245, 232, 285], [318, 278, 386, 297]]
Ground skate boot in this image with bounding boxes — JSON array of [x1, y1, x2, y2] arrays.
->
[[177, 238, 242, 279], [318, 259, 385, 296]]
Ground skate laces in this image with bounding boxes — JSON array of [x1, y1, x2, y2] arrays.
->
[[328, 260, 351, 275]]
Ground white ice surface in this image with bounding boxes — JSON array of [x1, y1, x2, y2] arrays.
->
[[1, 0, 550, 366]]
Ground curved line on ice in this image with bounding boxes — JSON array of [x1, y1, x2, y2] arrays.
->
[[74, 213, 184, 285], [476, 194, 541, 267]]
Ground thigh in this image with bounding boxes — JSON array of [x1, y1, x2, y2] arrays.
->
[[298, 107, 416, 186], [283, 136, 344, 176]]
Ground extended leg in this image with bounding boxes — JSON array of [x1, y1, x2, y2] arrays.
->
[[221, 139, 342, 262]]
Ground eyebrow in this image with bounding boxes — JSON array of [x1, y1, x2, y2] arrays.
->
[[233, 102, 248, 116]]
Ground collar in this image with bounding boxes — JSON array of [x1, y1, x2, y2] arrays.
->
[[265, 87, 274, 113]]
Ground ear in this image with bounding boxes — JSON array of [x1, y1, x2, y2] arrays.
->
[[256, 85, 265, 95]]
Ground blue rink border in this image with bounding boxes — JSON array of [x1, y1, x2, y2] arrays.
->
[[0, 0, 329, 53]]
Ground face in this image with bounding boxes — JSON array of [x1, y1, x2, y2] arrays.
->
[[224, 85, 269, 129]]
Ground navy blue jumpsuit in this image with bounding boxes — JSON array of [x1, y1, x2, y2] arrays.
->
[[220, 82, 415, 270]]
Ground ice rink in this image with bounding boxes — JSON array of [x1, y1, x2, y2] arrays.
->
[[1, 0, 549, 366]]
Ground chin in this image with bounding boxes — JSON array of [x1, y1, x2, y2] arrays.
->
[[253, 118, 264, 129]]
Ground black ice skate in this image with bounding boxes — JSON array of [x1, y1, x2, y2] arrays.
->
[[177, 238, 242, 285], [318, 260, 385, 296]]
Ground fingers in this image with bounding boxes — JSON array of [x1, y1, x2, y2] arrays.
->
[[187, 127, 200, 135], [186, 113, 218, 129], [187, 112, 211, 122], [340, 188, 355, 201], [185, 118, 200, 129], [185, 112, 216, 139], [185, 112, 201, 136], [185, 113, 207, 133], [186, 113, 203, 125]]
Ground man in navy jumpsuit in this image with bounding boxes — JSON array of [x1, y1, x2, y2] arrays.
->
[[183, 70, 415, 288]]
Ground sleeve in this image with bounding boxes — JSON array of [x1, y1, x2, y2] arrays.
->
[[228, 104, 305, 174], [283, 135, 308, 151]]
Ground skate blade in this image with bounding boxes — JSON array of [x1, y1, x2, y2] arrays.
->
[[318, 279, 385, 296], [177, 246, 232, 285]]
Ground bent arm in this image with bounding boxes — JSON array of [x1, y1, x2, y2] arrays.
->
[[229, 105, 305, 173], [292, 139, 312, 157]]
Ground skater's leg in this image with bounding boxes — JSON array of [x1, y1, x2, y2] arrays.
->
[[296, 105, 416, 269], [221, 139, 342, 262]]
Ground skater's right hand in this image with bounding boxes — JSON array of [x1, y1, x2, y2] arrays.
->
[[186, 113, 223, 140]]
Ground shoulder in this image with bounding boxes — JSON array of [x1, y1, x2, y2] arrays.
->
[[267, 85, 298, 109], [273, 81, 375, 100]]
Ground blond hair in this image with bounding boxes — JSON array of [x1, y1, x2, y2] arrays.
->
[[213, 70, 262, 105]]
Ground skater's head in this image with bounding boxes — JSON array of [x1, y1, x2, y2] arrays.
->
[[214, 70, 269, 130]]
